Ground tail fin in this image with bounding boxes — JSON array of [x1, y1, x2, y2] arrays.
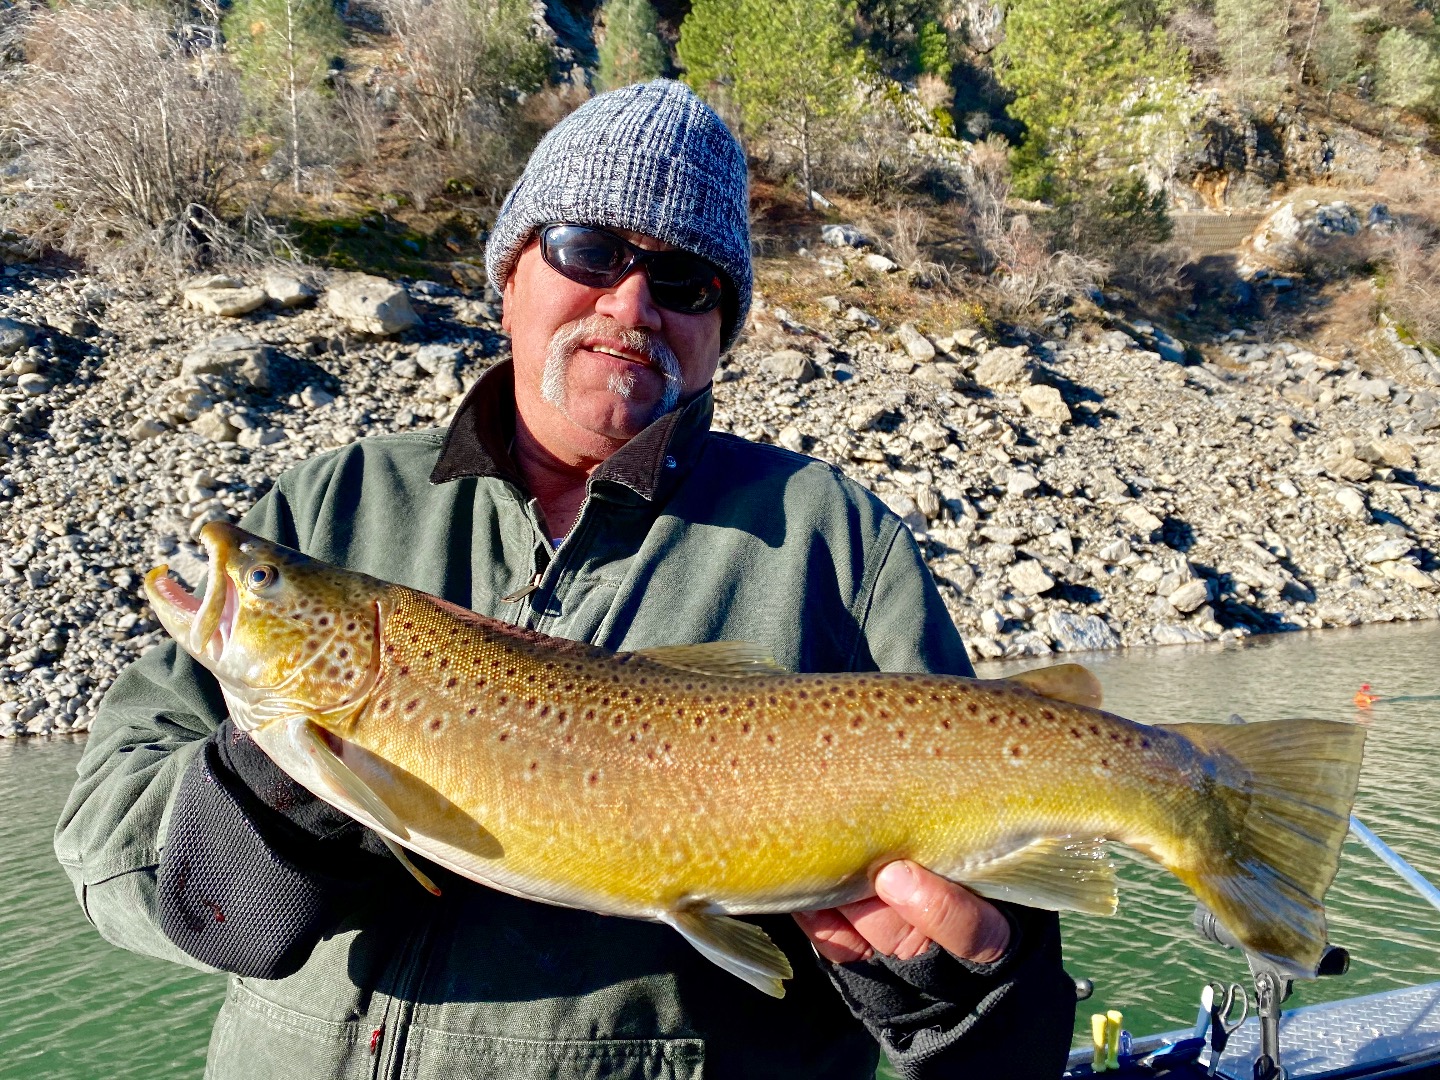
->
[[1165, 718, 1366, 976]]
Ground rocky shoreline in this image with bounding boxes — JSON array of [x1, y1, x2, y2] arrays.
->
[[2, 256, 1437, 736]]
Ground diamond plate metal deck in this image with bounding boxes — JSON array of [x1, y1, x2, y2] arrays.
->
[[1210, 982, 1440, 1079], [1067, 982, 1440, 1079]]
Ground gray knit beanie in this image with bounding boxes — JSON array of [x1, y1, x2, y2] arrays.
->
[[486, 79, 752, 351]]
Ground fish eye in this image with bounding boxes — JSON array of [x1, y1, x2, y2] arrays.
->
[[247, 564, 278, 591]]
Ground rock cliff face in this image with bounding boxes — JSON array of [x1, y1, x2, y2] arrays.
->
[[0, 259, 1436, 736]]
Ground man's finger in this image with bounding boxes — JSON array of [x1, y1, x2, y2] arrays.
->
[[874, 861, 1010, 964], [793, 909, 874, 963], [841, 895, 935, 960]]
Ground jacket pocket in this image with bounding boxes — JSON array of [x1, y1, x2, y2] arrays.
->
[[400, 1026, 705, 1080], [206, 978, 374, 1080]]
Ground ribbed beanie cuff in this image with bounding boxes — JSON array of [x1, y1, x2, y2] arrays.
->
[[485, 79, 752, 351]]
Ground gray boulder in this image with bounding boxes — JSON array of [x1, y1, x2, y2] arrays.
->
[[325, 275, 420, 336], [181, 336, 277, 393]]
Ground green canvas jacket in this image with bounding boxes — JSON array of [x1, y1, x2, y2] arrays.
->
[[56, 362, 1075, 1079]]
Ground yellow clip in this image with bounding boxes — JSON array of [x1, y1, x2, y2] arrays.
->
[[1106, 1009, 1124, 1070], [1091, 1013, 1109, 1073]]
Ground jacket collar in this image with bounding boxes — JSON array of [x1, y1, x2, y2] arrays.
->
[[429, 359, 713, 501]]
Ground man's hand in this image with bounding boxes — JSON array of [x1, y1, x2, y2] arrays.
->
[[794, 861, 1011, 965]]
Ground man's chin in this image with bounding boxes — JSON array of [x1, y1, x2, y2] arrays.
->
[[562, 395, 669, 443]]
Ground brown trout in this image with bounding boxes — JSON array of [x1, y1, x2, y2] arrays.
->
[[145, 521, 1366, 997]]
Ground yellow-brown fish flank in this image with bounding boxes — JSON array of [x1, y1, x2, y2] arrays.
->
[[146, 523, 1367, 999]]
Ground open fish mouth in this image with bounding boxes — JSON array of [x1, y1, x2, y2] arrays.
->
[[143, 522, 239, 666]]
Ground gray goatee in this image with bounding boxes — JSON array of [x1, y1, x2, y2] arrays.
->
[[541, 315, 683, 422]]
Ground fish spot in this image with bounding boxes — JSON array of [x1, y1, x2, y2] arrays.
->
[[629, 733, 638, 743], [306, 639, 319, 651], [1099, 757, 1111, 769], [327, 665, 340, 678], [498, 694, 509, 706], [640, 721, 650, 732], [466, 706, 477, 716], [1041, 709, 1055, 721], [1089, 724, 1101, 736], [941, 718, 951, 730], [506, 668, 516, 677], [742, 722, 751, 734], [612, 717, 623, 727], [1070, 727, 1083, 739], [563, 733, 574, 745], [967, 702, 979, 715], [708, 734, 717, 744], [896, 729, 906, 741], [529, 761, 538, 771], [730, 758, 739, 768], [428, 718, 444, 733], [1018, 716, 1030, 727], [1110, 732, 1122, 742], [378, 698, 391, 712], [338, 648, 350, 660], [423, 650, 433, 661], [588, 772, 600, 786], [446, 677, 458, 689], [933, 746, 943, 757], [1009, 744, 1026, 763], [662, 741, 671, 752], [766, 734, 776, 745], [318, 617, 330, 627], [405, 700, 419, 712], [398, 665, 410, 677], [585, 709, 595, 720], [798, 690, 808, 700], [1140, 737, 1151, 749], [821, 732, 833, 744], [474, 678, 487, 689], [904, 695, 916, 706], [987, 715, 999, 726], [851, 717, 863, 729], [538, 705, 550, 718], [439, 658, 450, 670], [694, 717, 705, 728]]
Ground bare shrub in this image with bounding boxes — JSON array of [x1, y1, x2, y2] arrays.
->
[[961, 136, 1105, 314], [374, 0, 546, 154], [4, 3, 260, 274], [1108, 240, 1194, 309], [823, 98, 922, 201], [1383, 223, 1440, 348]]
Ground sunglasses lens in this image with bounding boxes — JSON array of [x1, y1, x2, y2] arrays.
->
[[542, 225, 630, 288], [647, 253, 725, 314], [542, 225, 725, 314]]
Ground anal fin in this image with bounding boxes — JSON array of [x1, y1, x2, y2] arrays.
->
[[960, 836, 1117, 915], [662, 908, 794, 998], [288, 717, 442, 896]]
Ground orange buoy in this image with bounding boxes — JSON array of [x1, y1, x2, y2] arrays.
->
[[1354, 684, 1380, 708]]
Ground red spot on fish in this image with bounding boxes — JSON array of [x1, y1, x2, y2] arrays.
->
[[588, 772, 599, 785], [498, 731, 509, 741], [1011, 745, 1023, 757], [379, 699, 391, 711], [896, 729, 906, 741], [429, 718, 443, 732], [766, 734, 776, 745], [941, 719, 951, 730], [406, 700, 418, 712], [446, 678, 458, 689]]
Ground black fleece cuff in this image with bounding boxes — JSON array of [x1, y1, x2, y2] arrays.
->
[[156, 731, 391, 978], [821, 904, 1075, 1079]]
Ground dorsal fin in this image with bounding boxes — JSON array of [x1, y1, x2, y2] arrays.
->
[[1004, 663, 1104, 709], [632, 642, 786, 678]]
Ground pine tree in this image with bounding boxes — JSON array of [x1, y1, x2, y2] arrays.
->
[[1309, 0, 1363, 102], [1375, 27, 1440, 111], [997, 0, 1188, 199], [223, 0, 345, 193], [1213, 0, 1289, 108], [679, 0, 864, 209], [596, 0, 667, 91]]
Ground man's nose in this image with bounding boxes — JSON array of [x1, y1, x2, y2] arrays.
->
[[593, 267, 664, 331]]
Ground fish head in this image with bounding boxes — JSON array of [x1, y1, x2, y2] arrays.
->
[[144, 521, 388, 734]]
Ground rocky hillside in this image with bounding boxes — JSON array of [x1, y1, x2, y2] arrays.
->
[[1, 247, 1437, 736]]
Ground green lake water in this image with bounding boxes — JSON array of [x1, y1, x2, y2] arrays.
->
[[5, 620, 1439, 1078]]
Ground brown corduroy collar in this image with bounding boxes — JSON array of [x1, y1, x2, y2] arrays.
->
[[428, 359, 713, 501]]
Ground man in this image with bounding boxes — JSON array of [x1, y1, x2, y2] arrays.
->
[[56, 80, 1075, 1078]]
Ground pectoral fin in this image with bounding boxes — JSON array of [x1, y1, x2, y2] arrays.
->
[[1003, 663, 1104, 710], [662, 908, 794, 998], [960, 836, 1117, 915], [288, 717, 442, 896]]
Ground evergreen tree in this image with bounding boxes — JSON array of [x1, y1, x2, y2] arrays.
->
[[1375, 27, 1440, 110], [996, 0, 1188, 199], [1213, 0, 1289, 107], [1309, 0, 1364, 102], [596, 0, 667, 92], [223, 0, 345, 192], [679, 0, 864, 208]]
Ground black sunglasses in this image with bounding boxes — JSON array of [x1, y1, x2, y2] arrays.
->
[[539, 224, 726, 315]]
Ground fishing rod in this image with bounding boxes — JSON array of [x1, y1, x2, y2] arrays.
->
[[1347, 817, 1440, 915]]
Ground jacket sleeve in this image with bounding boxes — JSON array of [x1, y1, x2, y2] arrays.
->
[[839, 520, 1077, 1079], [52, 484, 377, 975]]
